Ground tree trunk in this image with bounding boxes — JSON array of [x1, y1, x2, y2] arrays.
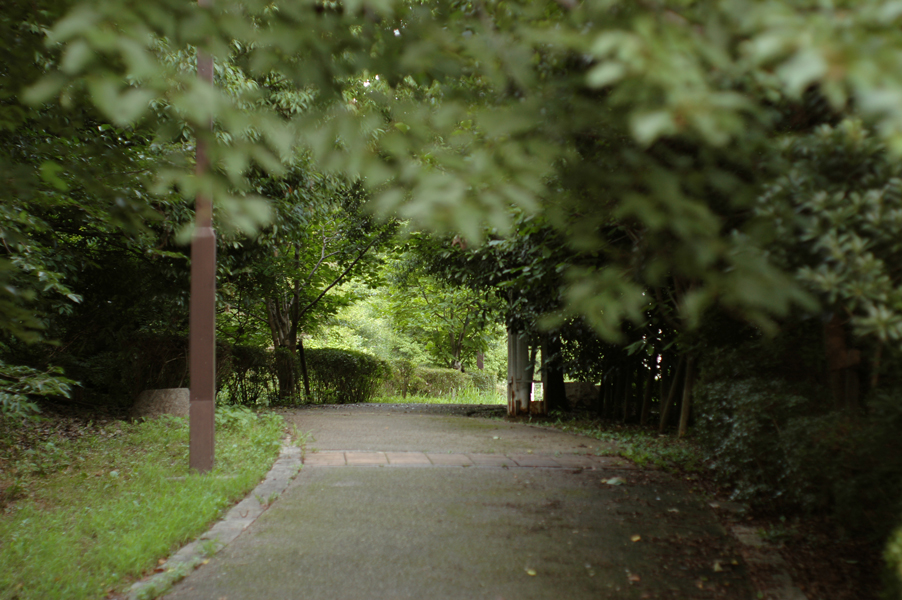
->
[[266, 296, 298, 400], [273, 348, 297, 401], [602, 365, 612, 417], [658, 353, 669, 417], [507, 329, 530, 416], [611, 353, 624, 420], [622, 357, 635, 423], [541, 333, 567, 412], [526, 343, 539, 383], [298, 336, 311, 398], [639, 356, 655, 425], [659, 354, 685, 433], [678, 355, 696, 437], [824, 313, 861, 412]]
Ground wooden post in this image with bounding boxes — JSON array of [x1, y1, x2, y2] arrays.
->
[[189, 7, 216, 473]]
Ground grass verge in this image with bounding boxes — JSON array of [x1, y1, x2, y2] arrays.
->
[[540, 412, 703, 473], [371, 387, 505, 406], [370, 393, 504, 405], [0, 406, 285, 600]]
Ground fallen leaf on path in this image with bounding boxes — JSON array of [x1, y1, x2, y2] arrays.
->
[[525, 568, 537, 576], [713, 561, 724, 572], [630, 535, 641, 542], [627, 573, 641, 583], [605, 477, 626, 486]]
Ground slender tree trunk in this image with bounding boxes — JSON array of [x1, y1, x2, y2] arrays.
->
[[659, 354, 685, 433], [507, 329, 531, 416], [678, 355, 696, 437], [611, 366, 622, 420], [622, 356, 636, 423], [298, 336, 311, 398], [601, 359, 617, 418], [658, 353, 669, 415], [824, 313, 861, 412], [526, 343, 538, 383], [639, 356, 655, 425], [541, 333, 567, 412], [266, 296, 298, 400]]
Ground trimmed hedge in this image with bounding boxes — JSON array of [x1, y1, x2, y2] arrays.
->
[[467, 371, 495, 393], [219, 345, 277, 406], [409, 367, 469, 397], [382, 366, 497, 398], [305, 348, 391, 404]]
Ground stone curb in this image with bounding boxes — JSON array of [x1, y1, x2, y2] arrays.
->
[[124, 443, 303, 600]]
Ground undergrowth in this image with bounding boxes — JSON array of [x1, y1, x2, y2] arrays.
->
[[0, 408, 285, 600], [541, 412, 703, 473]]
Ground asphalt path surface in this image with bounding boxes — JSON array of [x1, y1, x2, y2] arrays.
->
[[163, 404, 755, 600]]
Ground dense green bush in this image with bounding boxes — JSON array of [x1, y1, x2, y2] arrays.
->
[[381, 364, 497, 399], [696, 340, 902, 538], [50, 334, 234, 412], [466, 371, 496, 393], [382, 359, 417, 398], [219, 345, 277, 406], [885, 525, 902, 600], [305, 348, 390, 404], [696, 369, 828, 509], [407, 367, 470, 397]]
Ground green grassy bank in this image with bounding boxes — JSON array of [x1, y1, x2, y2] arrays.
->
[[0, 408, 286, 600]]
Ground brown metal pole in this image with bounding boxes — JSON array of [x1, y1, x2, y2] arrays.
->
[[189, 3, 216, 473]]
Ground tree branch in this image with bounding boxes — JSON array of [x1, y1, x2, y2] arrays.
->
[[296, 232, 384, 321]]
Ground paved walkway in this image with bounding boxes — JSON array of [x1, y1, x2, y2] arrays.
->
[[304, 450, 634, 469], [144, 405, 774, 600]]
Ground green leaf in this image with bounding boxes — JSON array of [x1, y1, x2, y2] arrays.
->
[[21, 75, 67, 106], [776, 48, 828, 97], [60, 39, 94, 75], [39, 161, 69, 192], [586, 62, 625, 88], [630, 110, 677, 146]]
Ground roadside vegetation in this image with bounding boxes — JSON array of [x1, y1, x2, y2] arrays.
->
[[541, 414, 704, 474], [0, 408, 286, 600], [371, 387, 504, 406]]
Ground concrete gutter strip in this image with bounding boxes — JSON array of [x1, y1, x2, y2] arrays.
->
[[125, 444, 303, 600]]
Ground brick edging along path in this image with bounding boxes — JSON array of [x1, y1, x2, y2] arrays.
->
[[303, 450, 637, 470]]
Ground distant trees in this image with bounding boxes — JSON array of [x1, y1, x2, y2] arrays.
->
[[218, 174, 394, 398]]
